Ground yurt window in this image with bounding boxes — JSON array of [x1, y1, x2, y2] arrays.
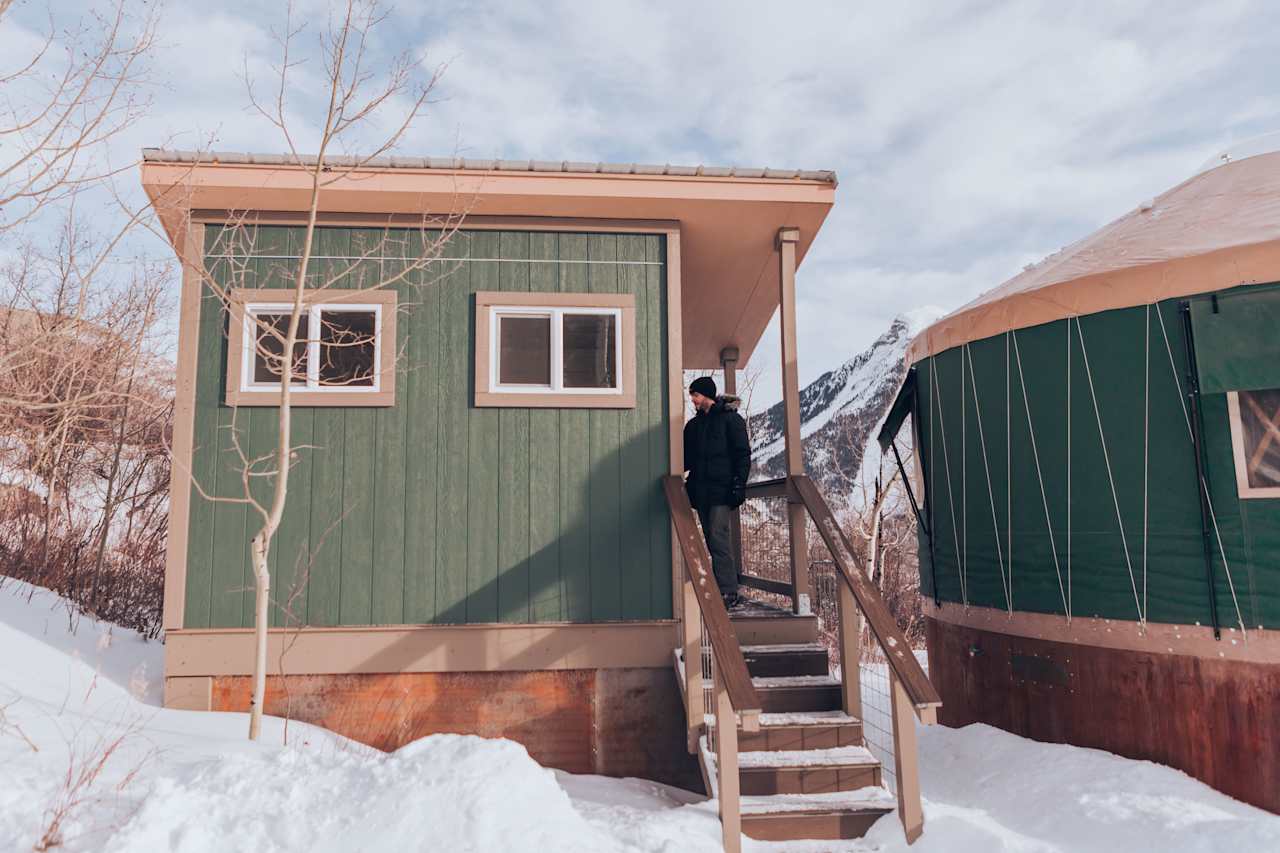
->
[[1228, 389, 1280, 498]]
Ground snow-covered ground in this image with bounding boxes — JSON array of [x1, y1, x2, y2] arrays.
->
[[1, 580, 1277, 852]]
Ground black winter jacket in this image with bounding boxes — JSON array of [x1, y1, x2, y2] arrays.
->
[[684, 395, 751, 510]]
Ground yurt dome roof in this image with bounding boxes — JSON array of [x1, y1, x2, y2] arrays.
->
[[909, 145, 1280, 362]]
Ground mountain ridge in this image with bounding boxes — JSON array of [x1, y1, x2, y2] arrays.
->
[[748, 307, 945, 507]]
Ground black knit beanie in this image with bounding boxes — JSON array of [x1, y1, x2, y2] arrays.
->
[[689, 376, 717, 399]]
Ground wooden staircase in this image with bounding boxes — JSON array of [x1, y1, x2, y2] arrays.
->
[[678, 603, 895, 842], [663, 474, 942, 851]]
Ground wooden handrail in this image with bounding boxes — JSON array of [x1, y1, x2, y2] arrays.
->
[[662, 476, 761, 721], [743, 476, 792, 499], [791, 474, 942, 715]]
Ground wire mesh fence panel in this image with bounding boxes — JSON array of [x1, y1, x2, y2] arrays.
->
[[859, 645, 898, 793], [737, 495, 792, 607]]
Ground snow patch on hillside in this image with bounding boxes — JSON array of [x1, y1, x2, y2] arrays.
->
[[2, 580, 1278, 852], [751, 307, 947, 505]]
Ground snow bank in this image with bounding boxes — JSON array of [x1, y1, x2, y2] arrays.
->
[[2, 578, 1278, 852], [111, 735, 626, 853], [864, 722, 1280, 853], [0, 579, 725, 853]]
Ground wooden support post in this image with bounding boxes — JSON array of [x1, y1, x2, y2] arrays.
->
[[837, 579, 863, 719], [682, 575, 703, 754], [890, 671, 925, 844], [714, 663, 743, 853], [777, 228, 810, 614], [720, 346, 745, 586]]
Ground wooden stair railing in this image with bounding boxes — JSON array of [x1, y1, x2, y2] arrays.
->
[[791, 473, 941, 843], [662, 475, 761, 853]]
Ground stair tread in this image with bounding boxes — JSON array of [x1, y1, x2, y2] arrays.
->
[[758, 710, 859, 726], [739, 745, 878, 769], [751, 674, 840, 689], [697, 674, 840, 690], [706, 710, 861, 728], [740, 642, 828, 654], [740, 787, 896, 815], [729, 598, 812, 618]]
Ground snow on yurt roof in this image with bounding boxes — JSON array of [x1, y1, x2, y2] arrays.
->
[[908, 145, 1280, 362]]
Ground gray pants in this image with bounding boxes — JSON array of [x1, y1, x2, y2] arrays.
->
[[697, 504, 738, 597]]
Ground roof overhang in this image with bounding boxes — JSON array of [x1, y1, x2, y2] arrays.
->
[[141, 153, 836, 368]]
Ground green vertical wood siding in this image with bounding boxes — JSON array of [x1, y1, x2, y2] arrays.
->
[[184, 226, 672, 627]]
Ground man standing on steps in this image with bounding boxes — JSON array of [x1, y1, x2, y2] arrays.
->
[[684, 376, 751, 609]]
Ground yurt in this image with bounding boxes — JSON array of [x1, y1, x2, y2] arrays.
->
[[878, 148, 1280, 811]]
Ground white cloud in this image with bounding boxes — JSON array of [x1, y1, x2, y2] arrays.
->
[[9, 0, 1280, 405]]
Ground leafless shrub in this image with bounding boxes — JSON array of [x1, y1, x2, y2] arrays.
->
[[0, 0, 170, 636], [0, 693, 39, 753], [0, 222, 172, 638], [34, 714, 154, 852]]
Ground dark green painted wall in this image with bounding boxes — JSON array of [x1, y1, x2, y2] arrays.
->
[[184, 226, 672, 628], [914, 285, 1280, 629]]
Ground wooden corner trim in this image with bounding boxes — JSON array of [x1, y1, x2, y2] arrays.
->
[[224, 288, 398, 408], [473, 290, 637, 409], [162, 221, 205, 632]]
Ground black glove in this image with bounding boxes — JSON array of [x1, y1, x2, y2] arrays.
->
[[728, 478, 746, 509]]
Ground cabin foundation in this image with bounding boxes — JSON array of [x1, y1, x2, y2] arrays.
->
[[926, 610, 1280, 813], [169, 668, 700, 789]]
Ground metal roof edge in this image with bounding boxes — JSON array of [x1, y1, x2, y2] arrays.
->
[[140, 148, 837, 186]]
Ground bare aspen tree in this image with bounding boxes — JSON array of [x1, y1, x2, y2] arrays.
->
[[152, 0, 455, 739], [0, 0, 158, 233], [0, 0, 161, 417], [0, 1, 174, 634]]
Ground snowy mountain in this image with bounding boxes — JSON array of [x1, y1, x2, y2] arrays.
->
[[749, 307, 946, 506]]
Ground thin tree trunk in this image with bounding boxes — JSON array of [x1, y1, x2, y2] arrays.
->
[[91, 371, 135, 600]]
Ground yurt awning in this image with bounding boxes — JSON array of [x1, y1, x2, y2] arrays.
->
[[908, 150, 1280, 363]]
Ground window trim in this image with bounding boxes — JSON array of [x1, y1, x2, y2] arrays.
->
[[474, 290, 636, 409], [225, 288, 397, 407], [1227, 390, 1280, 499]]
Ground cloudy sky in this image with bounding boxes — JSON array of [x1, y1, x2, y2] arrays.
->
[[7, 0, 1280, 405]]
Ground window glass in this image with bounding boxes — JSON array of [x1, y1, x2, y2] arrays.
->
[[562, 313, 617, 388], [498, 315, 551, 385], [319, 310, 377, 387], [1239, 388, 1280, 489], [253, 313, 309, 385]]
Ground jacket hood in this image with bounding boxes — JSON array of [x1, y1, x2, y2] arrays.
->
[[713, 394, 741, 413]]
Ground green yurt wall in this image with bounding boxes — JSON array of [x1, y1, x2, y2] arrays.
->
[[909, 282, 1280, 631]]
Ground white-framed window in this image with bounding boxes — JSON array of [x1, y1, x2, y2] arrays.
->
[[489, 306, 622, 396], [1228, 388, 1280, 498], [474, 291, 636, 409], [241, 302, 383, 392], [225, 288, 397, 407]]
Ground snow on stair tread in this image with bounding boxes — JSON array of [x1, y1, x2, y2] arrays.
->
[[705, 710, 860, 728], [698, 674, 840, 690], [738, 745, 878, 769], [758, 710, 859, 726], [740, 787, 896, 815], [750, 674, 841, 688]]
